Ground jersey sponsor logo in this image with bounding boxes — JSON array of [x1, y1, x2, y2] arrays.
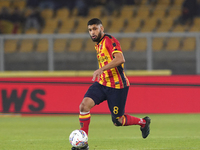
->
[[98, 55, 108, 63]]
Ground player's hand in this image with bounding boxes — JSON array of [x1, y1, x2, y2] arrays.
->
[[92, 68, 103, 81]]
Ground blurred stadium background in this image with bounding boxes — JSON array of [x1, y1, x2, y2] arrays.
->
[[0, 0, 200, 74]]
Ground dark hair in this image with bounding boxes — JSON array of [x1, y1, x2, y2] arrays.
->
[[87, 18, 102, 26]]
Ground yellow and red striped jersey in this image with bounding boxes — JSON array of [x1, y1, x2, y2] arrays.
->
[[95, 34, 130, 89]]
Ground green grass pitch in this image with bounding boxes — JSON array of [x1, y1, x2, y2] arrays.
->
[[0, 114, 200, 150]]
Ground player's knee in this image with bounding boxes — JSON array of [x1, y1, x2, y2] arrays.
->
[[112, 116, 122, 126], [79, 98, 94, 112], [79, 102, 87, 112]]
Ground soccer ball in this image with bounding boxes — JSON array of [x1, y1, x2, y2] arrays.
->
[[69, 129, 88, 148]]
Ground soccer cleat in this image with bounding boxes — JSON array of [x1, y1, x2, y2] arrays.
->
[[71, 144, 89, 150], [140, 116, 151, 138]]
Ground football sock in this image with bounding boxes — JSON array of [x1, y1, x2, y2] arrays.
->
[[122, 114, 146, 128], [79, 111, 91, 135]]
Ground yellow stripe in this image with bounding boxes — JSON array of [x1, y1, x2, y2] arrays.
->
[[126, 70, 172, 76], [107, 42, 122, 88], [102, 40, 112, 87], [79, 114, 91, 119], [0, 70, 171, 78], [99, 74, 104, 85], [111, 68, 120, 89], [112, 50, 122, 55], [105, 76, 111, 87], [122, 115, 126, 126], [0, 71, 94, 77], [111, 51, 123, 88]]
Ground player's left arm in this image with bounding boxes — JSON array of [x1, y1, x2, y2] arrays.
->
[[92, 52, 125, 81]]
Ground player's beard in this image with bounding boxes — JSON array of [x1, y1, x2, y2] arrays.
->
[[91, 31, 102, 42]]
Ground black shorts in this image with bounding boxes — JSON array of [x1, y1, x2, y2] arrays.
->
[[84, 82, 129, 118]]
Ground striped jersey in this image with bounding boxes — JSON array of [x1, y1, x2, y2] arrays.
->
[[95, 34, 130, 89]]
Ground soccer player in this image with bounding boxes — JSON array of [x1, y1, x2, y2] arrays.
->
[[71, 18, 151, 150]]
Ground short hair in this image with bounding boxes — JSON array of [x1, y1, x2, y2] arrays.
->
[[87, 18, 102, 26]]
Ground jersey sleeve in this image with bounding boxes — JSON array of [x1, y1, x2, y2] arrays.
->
[[105, 36, 122, 56]]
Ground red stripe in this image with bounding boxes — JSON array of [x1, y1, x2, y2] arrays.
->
[[106, 42, 116, 88], [99, 61, 106, 86], [100, 53, 105, 85], [100, 51, 107, 86], [104, 61, 115, 88], [115, 67, 124, 88], [103, 61, 108, 86], [102, 73, 106, 86]]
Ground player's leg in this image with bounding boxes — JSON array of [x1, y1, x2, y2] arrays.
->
[[73, 82, 106, 150], [106, 86, 129, 126], [115, 115, 151, 139], [79, 97, 95, 135], [79, 82, 107, 136], [107, 86, 151, 138], [72, 98, 92, 150]]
